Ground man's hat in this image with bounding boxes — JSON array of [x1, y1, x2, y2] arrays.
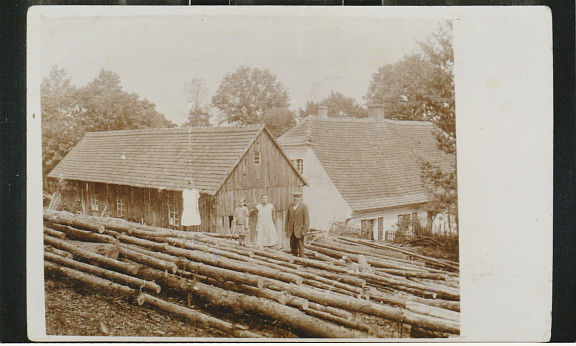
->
[[291, 191, 302, 196]]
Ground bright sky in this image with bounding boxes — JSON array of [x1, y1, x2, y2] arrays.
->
[[39, 8, 444, 125]]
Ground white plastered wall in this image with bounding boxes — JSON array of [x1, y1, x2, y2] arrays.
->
[[353, 206, 428, 240], [281, 145, 353, 230]]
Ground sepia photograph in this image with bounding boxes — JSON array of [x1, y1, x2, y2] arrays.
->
[[26, 6, 552, 342]]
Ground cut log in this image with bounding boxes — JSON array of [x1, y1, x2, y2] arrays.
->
[[44, 245, 73, 259], [69, 241, 120, 260], [302, 279, 362, 299], [406, 296, 460, 312], [44, 260, 138, 300], [45, 251, 161, 294], [134, 267, 371, 338], [44, 212, 105, 233], [338, 236, 459, 271], [117, 246, 177, 274], [44, 227, 66, 239], [46, 223, 117, 244], [176, 261, 265, 289], [44, 235, 140, 275], [302, 308, 370, 332], [307, 302, 352, 320], [405, 301, 460, 322], [136, 293, 262, 338], [263, 279, 459, 334]]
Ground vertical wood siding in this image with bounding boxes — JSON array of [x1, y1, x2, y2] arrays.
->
[[215, 131, 304, 218], [59, 130, 303, 235]]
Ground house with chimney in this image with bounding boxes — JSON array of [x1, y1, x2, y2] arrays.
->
[[277, 105, 456, 240], [48, 125, 307, 246]]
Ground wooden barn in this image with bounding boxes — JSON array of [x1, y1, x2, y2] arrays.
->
[[47, 125, 307, 244]]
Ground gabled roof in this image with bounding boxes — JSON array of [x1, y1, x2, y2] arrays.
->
[[49, 125, 305, 195], [277, 116, 455, 213]]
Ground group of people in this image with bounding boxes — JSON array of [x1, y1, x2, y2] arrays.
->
[[232, 191, 309, 257]]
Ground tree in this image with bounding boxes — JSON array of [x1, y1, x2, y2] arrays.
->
[[297, 101, 321, 119], [41, 67, 174, 178], [319, 91, 367, 118], [182, 78, 211, 127], [298, 92, 367, 119], [262, 107, 296, 138], [76, 69, 174, 132], [212, 66, 290, 125], [41, 66, 82, 177], [365, 21, 454, 153]]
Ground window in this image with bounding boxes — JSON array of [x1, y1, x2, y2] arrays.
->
[[116, 197, 126, 217], [398, 214, 411, 231], [254, 151, 261, 165], [168, 203, 179, 227], [361, 219, 375, 240], [293, 159, 304, 174], [89, 194, 99, 211], [378, 217, 383, 231], [412, 212, 419, 233]]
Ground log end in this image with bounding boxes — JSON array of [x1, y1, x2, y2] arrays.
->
[[136, 293, 146, 306], [97, 225, 105, 233]]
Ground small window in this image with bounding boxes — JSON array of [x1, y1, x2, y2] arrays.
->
[[116, 197, 126, 217], [89, 195, 99, 211], [378, 217, 383, 231], [294, 159, 304, 174], [254, 151, 261, 165], [168, 204, 179, 227]]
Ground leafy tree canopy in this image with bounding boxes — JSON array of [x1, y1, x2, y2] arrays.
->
[[41, 67, 174, 177], [365, 21, 455, 153], [212, 66, 290, 125], [262, 107, 296, 138], [298, 91, 367, 119]]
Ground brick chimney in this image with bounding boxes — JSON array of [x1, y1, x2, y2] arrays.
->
[[367, 104, 386, 121], [318, 106, 328, 119]]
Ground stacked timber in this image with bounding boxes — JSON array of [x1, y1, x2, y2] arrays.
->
[[43, 209, 460, 339]]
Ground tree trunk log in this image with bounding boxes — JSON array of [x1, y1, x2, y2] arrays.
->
[[44, 260, 138, 300], [264, 278, 459, 335], [406, 295, 460, 312], [302, 308, 370, 332], [134, 266, 371, 338], [136, 293, 262, 338], [44, 227, 66, 239], [307, 302, 352, 320], [405, 301, 460, 322], [46, 223, 117, 244], [176, 261, 265, 289], [69, 241, 120, 259], [337, 236, 459, 271], [44, 211, 105, 233], [44, 235, 140, 275], [45, 251, 161, 294], [117, 246, 178, 274], [44, 245, 73, 259]]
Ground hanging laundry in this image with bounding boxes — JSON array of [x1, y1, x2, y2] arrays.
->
[[182, 188, 201, 226]]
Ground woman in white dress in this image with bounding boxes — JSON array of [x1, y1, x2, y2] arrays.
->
[[255, 194, 278, 248]]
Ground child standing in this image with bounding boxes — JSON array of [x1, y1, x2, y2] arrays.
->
[[232, 197, 249, 246]]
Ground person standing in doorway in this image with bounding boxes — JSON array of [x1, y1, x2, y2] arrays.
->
[[255, 194, 278, 248], [285, 191, 309, 257]]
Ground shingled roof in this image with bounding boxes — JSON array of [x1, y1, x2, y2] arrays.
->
[[277, 116, 455, 213], [48, 125, 297, 195]]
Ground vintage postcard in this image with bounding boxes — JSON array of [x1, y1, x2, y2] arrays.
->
[[27, 5, 552, 342]]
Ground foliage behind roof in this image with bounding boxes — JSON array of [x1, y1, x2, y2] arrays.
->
[[49, 125, 303, 195], [277, 116, 455, 212]]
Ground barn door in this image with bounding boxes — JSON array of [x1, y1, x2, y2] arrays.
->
[[275, 209, 288, 250]]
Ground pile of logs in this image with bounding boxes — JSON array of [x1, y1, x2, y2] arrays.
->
[[43, 210, 460, 339]]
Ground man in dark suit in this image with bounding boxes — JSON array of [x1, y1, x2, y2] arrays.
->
[[285, 191, 309, 257]]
